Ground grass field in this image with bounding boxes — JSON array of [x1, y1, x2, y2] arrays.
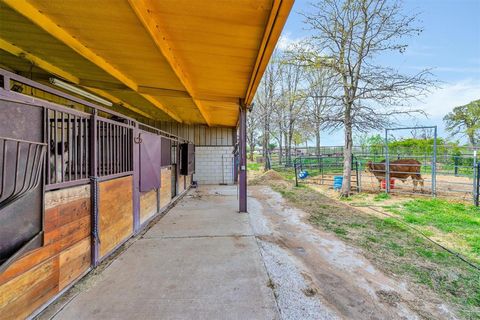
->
[[384, 199, 480, 265]]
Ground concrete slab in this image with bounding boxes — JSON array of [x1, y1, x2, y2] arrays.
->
[[49, 186, 278, 320]]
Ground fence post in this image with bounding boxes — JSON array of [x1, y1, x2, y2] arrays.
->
[[355, 160, 360, 192], [474, 158, 479, 207], [432, 126, 437, 197], [454, 157, 459, 176], [294, 160, 298, 187], [385, 130, 390, 194]]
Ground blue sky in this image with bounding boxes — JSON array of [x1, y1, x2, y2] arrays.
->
[[278, 0, 480, 145]]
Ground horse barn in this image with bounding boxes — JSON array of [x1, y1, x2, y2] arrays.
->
[[0, 1, 293, 319]]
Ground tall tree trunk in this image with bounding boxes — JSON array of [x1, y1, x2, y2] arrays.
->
[[278, 132, 283, 165], [315, 125, 321, 156], [469, 133, 476, 146], [248, 130, 255, 161], [341, 109, 353, 197], [263, 120, 270, 171]]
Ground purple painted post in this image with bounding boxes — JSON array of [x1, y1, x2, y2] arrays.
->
[[132, 125, 140, 233], [239, 106, 247, 212], [89, 110, 99, 267]]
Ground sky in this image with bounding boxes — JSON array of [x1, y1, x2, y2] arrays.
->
[[277, 0, 480, 145]]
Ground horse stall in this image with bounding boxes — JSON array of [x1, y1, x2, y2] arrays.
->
[[0, 71, 194, 319]]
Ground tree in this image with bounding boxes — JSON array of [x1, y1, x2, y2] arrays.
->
[[246, 111, 260, 161], [305, 66, 336, 155], [298, 0, 434, 196], [277, 54, 308, 165], [444, 99, 480, 146], [254, 51, 282, 170]]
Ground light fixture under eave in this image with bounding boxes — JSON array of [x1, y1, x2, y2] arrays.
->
[[49, 78, 113, 107]]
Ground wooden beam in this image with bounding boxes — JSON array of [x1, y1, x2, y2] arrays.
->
[[244, 0, 294, 105], [0, 38, 79, 84], [3, 0, 182, 122], [128, 0, 212, 126], [137, 86, 190, 98], [83, 87, 154, 119], [141, 94, 182, 122], [0, 37, 156, 119]]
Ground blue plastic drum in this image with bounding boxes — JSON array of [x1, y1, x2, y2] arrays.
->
[[333, 176, 343, 190]]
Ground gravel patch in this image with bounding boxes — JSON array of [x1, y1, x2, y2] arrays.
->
[[257, 239, 339, 320]]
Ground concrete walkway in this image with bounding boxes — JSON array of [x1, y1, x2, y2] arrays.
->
[[47, 186, 279, 320]]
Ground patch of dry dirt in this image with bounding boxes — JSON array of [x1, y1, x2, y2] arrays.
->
[[249, 185, 457, 320]]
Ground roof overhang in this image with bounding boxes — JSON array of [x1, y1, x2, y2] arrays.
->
[[0, 0, 293, 126]]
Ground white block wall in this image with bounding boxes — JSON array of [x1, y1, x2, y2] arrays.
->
[[193, 146, 235, 185]]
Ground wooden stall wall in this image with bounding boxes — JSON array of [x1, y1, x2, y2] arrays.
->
[[0, 185, 91, 320], [186, 175, 192, 188], [98, 176, 133, 259], [160, 167, 172, 208], [179, 176, 186, 194], [140, 189, 158, 225]]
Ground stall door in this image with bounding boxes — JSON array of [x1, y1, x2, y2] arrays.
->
[[171, 141, 177, 198]]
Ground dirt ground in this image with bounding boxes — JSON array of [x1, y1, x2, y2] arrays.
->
[[249, 185, 457, 320]]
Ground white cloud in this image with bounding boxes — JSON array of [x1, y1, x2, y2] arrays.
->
[[407, 66, 480, 73], [276, 33, 304, 51], [412, 79, 480, 118]]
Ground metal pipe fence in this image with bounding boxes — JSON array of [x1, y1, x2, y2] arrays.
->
[[272, 154, 480, 206]]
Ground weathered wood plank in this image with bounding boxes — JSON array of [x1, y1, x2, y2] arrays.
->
[[99, 176, 133, 258], [0, 184, 92, 319], [0, 257, 59, 313], [45, 185, 90, 210], [140, 189, 158, 224], [44, 197, 90, 232], [160, 167, 172, 208], [59, 238, 90, 291], [44, 215, 90, 249]]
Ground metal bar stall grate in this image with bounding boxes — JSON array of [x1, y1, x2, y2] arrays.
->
[[0, 136, 46, 210]]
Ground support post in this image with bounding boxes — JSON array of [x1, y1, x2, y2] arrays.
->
[[132, 123, 140, 232], [89, 110, 99, 267], [239, 105, 247, 212]]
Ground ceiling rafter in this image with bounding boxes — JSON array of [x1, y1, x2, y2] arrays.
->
[[128, 0, 212, 126], [0, 37, 79, 84], [0, 37, 154, 119], [3, 0, 183, 123]]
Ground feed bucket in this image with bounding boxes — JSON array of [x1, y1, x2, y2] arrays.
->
[[381, 179, 395, 189]]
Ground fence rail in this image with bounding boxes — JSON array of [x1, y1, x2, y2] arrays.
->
[[279, 154, 480, 206]]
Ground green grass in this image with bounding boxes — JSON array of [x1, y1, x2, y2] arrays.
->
[[266, 181, 480, 319], [386, 199, 480, 264], [374, 192, 391, 201], [247, 162, 261, 171]]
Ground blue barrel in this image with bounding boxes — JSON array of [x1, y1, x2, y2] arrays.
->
[[333, 176, 343, 190]]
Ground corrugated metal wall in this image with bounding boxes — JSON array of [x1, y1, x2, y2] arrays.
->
[[156, 122, 235, 146]]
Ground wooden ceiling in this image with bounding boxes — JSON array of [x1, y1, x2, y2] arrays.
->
[[0, 0, 293, 127]]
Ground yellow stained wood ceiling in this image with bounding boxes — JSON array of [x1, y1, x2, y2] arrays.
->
[[0, 0, 293, 127]]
